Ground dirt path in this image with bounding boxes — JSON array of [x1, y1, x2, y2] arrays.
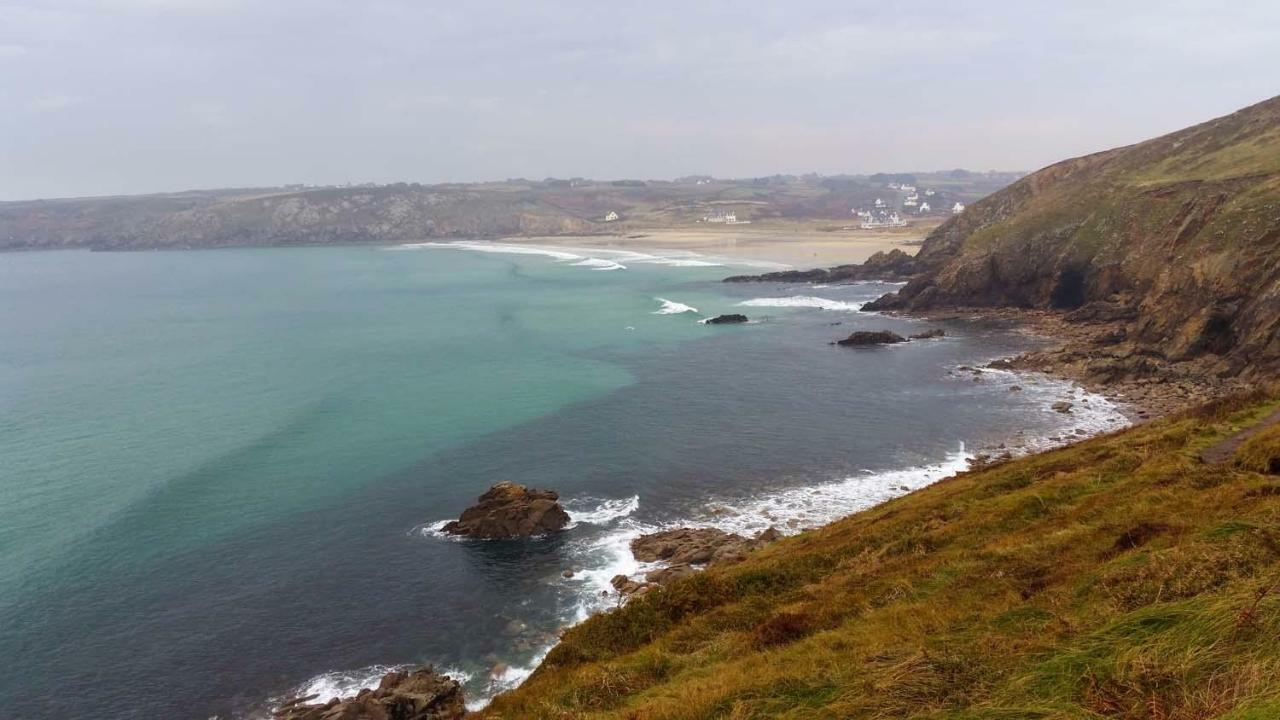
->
[[1200, 406, 1280, 464]]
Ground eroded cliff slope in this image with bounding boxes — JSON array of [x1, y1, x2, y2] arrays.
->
[[867, 96, 1280, 379]]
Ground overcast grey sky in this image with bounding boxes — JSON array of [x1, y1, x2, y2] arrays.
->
[[1, 1, 1277, 200]]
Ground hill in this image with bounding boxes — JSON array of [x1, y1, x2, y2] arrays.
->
[[865, 96, 1280, 382], [0, 173, 1018, 251], [477, 391, 1280, 719]]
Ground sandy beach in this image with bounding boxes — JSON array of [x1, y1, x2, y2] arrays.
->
[[507, 218, 940, 268]]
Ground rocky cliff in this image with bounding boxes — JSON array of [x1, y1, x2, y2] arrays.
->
[[865, 96, 1280, 380]]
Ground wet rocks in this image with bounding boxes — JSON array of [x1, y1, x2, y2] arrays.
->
[[705, 313, 749, 324], [441, 481, 569, 539], [835, 330, 907, 346], [909, 328, 946, 340], [274, 666, 466, 720], [1051, 401, 1074, 414], [612, 526, 783, 597]]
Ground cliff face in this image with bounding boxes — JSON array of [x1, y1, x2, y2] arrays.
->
[[867, 96, 1280, 378]]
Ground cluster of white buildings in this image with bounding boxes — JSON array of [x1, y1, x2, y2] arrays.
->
[[701, 210, 750, 225]]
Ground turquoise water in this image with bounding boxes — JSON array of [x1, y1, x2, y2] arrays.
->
[[0, 247, 729, 602], [0, 244, 1127, 719]]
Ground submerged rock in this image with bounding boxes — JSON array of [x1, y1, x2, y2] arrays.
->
[[836, 330, 908, 346], [909, 328, 946, 340], [274, 666, 465, 720], [441, 481, 569, 539], [705, 313, 749, 324]]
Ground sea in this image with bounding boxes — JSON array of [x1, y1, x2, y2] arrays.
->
[[0, 242, 1128, 719]]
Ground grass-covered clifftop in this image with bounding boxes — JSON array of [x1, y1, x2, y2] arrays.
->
[[868, 96, 1280, 380], [478, 392, 1280, 719]]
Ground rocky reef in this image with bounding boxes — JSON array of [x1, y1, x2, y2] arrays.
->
[[704, 314, 749, 324], [274, 666, 465, 720], [441, 482, 569, 539], [835, 330, 908, 346], [610, 526, 782, 598], [723, 248, 919, 284]]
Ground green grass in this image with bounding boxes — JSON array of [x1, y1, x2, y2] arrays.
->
[[478, 393, 1280, 719]]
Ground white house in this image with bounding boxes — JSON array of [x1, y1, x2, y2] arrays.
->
[[900, 184, 916, 193], [874, 198, 886, 208], [924, 189, 935, 196], [918, 202, 931, 214], [904, 198, 918, 208], [604, 211, 619, 222], [952, 202, 966, 215]]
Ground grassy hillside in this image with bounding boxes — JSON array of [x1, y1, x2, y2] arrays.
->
[[868, 96, 1280, 379], [0, 173, 1018, 251], [479, 392, 1280, 719]]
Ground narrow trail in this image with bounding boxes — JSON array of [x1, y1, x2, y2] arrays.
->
[[1199, 406, 1280, 464]]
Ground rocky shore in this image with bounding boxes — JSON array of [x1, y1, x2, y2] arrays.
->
[[902, 307, 1253, 420], [608, 526, 782, 598], [274, 666, 466, 720]]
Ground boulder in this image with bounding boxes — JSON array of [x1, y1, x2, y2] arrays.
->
[[705, 313, 749, 325], [630, 526, 782, 567], [836, 330, 908, 346], [441, 481, 569, 539], [274, 666, 465, 720], [1051, 401, 1074, 413], [909, 328, 946, 340]]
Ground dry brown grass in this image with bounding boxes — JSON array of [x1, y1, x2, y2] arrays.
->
[[477, 394, 1280, 719]]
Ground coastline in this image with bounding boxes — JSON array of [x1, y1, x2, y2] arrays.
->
[[889, 306, 1251, 421], [503, 218, 935, 268], [259, 244, 1162, 712], [266, 262, 1153, 717]]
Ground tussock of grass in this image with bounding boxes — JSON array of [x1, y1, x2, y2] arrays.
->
[[1237, 424, 1280, 475], [478, 395, 1280, 719]]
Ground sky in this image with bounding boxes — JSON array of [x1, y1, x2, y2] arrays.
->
[[1, 1, 1278, 200]]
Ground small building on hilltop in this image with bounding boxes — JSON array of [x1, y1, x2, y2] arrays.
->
[[604, 211, 619, 222], [952, 202, 966, 215]]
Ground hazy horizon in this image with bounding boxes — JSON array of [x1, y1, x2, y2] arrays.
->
[[2, 1, 1278, 201]]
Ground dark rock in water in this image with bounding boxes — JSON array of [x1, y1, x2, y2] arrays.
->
[[441, 481, 569, 539], [723, 248, 920, 283], [1052, 401, 1074, 413], [705, 313, 748, 325], [909, 328, 946, 340], [274, 665, 465, 720], [836, 330, 908, 346], [630, 526, 782, 567]]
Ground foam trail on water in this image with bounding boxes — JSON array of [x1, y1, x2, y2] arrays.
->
[[400, 241, 584, 263], [571, 257, 626, 271], [695, 447, 973, 537], [652, 297, 699, 315], [737, 296, 866, 312], [563, 495, 640, 526]]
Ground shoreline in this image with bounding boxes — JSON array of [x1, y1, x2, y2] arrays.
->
[[888, 306, 1252, 421], [269, 301, 1141, 717]]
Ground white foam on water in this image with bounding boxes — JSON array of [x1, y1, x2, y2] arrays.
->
[[400, 241, 585, 263], [694, 447, 974, 538], [278, 663, 474, 710], [652, 297, 700, 315], [737, 296, 866, 312], [563, 495, 640, 526], [571, 257, 626, 271]]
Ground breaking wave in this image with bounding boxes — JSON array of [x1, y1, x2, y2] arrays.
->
[[652, 297, 699, 315], [737, 296, 866, 311]]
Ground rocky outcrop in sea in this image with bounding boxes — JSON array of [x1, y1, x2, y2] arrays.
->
[[442, 482, 569, 539], [274, 666, 465, 720]]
